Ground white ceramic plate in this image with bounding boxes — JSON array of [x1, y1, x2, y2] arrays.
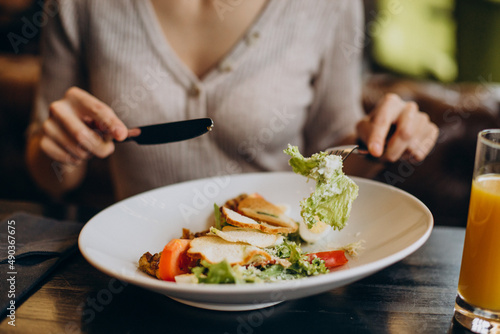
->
[[79, 172, 433, 311]]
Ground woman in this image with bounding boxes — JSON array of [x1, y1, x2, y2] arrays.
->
[[26, 0, 438, 200]]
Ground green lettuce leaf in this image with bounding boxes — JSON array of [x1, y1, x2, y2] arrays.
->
[[213, 203, 230, 230], [273, 240, 328, 277], [214, 203, 222, 230], [192, 260, 265, 284], [284, 144, 358, 230], [192, 260, 243, 284]]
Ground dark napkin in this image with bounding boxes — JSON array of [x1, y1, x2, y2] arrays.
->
[[0, 212, 84, 319]]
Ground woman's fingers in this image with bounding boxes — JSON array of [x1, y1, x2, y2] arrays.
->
[[65, 87, 128, 141], [39, 86, 128, 165], [365, 94, 407, 157], [392, 110, 439, 162], [384, 102, 418, 162], [40, 87, 128, 164], [39, 135, 82, 166], [357, 93, 439, 162], [407, 113, 439, 161], [49, 100, 115, 158], [42, 117, 90, 161]]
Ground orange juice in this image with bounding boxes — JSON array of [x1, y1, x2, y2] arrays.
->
[[458, 174, 500, 311]]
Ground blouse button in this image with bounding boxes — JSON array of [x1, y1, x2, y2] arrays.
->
[[188, 84, 201, 97], [246, 31, 260, 46], [219, 60, 233, 73]]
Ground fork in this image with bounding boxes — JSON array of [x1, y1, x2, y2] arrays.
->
[[328, 125, 397, 161], [325, 144, 370, 162]]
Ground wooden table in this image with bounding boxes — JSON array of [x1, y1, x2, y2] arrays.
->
[[0, 201, 473, 334]]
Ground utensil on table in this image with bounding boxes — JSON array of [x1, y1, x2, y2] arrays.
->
[[122, 118, 214, 145]]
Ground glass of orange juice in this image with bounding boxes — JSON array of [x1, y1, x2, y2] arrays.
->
[[454, 129, 500, 333]]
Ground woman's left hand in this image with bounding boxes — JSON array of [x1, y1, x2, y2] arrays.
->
[[356, 93, 439, 162]]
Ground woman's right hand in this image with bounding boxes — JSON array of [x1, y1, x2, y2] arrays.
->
[[40, 86, 129, 166]]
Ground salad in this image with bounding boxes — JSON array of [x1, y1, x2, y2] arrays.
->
[[138, 145, 360, 284]]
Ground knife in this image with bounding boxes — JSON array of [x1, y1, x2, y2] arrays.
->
[[122, 118, 214, 145]]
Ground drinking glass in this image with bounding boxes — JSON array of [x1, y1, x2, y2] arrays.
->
[[454, 129, 500, 333]]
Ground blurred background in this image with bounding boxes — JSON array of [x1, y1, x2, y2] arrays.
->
[[1, 0, 499, 226]]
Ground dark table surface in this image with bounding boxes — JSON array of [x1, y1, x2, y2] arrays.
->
[[0, 200, 474, 334]]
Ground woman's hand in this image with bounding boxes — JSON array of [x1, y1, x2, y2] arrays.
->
[[40, 86, 129, 166], [356, 93, 439, 162], [26, 87, 129, 197]]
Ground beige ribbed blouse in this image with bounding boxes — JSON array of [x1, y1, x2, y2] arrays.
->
[[33, 0, 365, 200]]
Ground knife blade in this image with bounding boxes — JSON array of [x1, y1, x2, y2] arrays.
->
[[123, 118, 214, 145]]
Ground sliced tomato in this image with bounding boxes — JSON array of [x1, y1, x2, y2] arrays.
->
[[306, 250, 348, 268], [158, 239, 192, 281]]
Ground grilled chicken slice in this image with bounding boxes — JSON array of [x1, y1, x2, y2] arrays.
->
[[223, 193, 248, 211]]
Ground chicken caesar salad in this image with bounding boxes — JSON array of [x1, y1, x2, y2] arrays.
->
[[138, 145, 361, 284]]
